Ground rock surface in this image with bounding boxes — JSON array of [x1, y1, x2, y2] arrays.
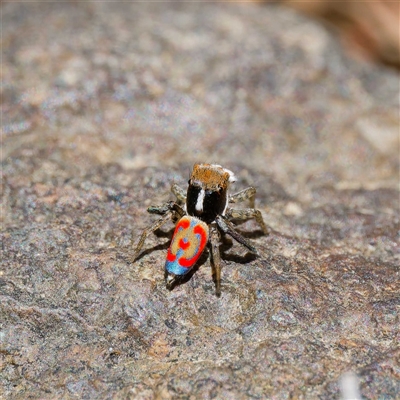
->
[[2, 2, 399, 399]]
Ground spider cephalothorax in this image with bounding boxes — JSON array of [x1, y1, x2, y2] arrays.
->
[[133, 163, 267, 296], [186, 163, 235, 223]]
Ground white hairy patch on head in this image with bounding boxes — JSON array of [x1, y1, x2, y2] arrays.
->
[[208, 164, 237, 183], [195, 189, 205, 212], [223, 168, 236, 183]]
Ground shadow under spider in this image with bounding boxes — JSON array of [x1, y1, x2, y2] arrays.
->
[[228, 220, 266, 239], [153, 227, 176, 238], [220, 250, 258, 264], [219, 235, 259, 264]]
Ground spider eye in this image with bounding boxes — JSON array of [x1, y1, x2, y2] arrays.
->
[[188, 179, 191, 185]]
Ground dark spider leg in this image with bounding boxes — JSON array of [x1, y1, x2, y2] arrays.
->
[[209, 225, 222, 297], [229, 187, 256, 208], [215, 215, 258, 255], [171, 184, 186, 204], [225, 207, 268, 235], [133, 202, 185, 260], [147, 201, 185, 217]]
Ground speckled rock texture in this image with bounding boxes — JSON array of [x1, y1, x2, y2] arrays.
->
[[1, 2, 399, 399]]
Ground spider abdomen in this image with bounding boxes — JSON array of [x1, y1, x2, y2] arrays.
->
[[165, 215, 209, 276]]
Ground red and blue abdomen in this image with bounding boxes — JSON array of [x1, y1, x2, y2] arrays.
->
[[165, 216, 209, 276]]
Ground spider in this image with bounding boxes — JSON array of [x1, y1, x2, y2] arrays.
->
[[133, 163, 267, 296]]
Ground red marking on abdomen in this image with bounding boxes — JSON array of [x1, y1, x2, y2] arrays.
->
[[179, 238, 190, 250], [176, 218, 190, 230], [167, 249, 176, 262], [178, 256, 194, 268], [178, 225, 208, 268]]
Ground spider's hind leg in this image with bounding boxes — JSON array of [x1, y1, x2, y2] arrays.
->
[[133, 201, 185, 261], [209, 225, 222, 297], [216, 215, 258, 255]]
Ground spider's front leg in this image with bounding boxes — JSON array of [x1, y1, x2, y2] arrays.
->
[[225, 207, 268, 235], [228, 186, 268, 234], [171, 184, 186, 204], [229, 186, 257, 208], [132, 201, 185, 261], [209, 225, 222, 297]]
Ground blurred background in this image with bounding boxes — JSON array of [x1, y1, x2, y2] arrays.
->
[[263, 0, 400, 69]]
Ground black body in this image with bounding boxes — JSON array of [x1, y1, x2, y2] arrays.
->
[[186, 184, 227, 224]]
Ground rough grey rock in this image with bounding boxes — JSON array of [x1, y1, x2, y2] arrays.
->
[[2, 2, 399, 399]]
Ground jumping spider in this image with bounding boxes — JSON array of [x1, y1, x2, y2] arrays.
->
[[133, 163, 267, 296]]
